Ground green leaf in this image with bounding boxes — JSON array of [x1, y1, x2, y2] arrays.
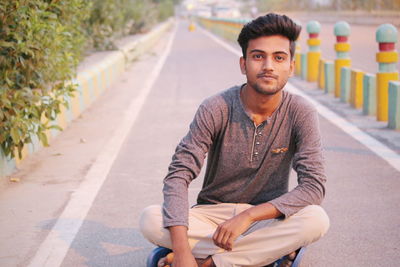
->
[[10, 127, 20, 143], [38, 132, 49, 147], [48, 125, 62, 131]]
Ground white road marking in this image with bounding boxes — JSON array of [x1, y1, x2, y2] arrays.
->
[[199, 25, 400, 172], [285, 83, 400, 172], [28, 24, 177, 267]]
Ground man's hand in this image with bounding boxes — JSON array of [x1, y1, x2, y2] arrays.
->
[[212, 203, 282, 251], [168, 226, 197, 267], [212, 211, 253, 251], [171, 249, 197, 267]]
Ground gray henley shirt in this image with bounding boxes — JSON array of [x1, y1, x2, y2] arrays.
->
[[162, 85, 326, 228]]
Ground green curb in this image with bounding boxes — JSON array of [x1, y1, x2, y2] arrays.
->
[[388, 81, 400, 129], [363, 73, 376, 116], [301, 53, 308, 80], [324, 61, 334, 94], [340, 67, 351, 102]]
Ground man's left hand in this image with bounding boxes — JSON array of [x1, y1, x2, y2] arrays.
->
[[212, 212, 253, 251]]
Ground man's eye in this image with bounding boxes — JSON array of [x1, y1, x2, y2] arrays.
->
[[275, 55, 285, 61], [253, 54, 263, 59]]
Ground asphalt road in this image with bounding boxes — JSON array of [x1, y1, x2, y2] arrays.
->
[[1, 19, 400, 267]]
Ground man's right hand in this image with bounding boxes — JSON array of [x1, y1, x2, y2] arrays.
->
[[171, 249, 197, 267], [168, 225, 197, 267]]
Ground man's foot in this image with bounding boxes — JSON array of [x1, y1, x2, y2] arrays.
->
[[157, 253, 215, 267], [196, 256, 216, 267], [157, 252, 173, 267], [278, 250, 297, 267]]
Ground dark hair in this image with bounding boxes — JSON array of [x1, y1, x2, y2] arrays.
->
[[237, 13, 301, 60]]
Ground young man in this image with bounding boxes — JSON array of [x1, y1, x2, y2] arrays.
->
[[140, 13, 330, 267]]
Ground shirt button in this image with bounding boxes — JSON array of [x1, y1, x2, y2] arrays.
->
[[254, 152, 259, 155], [258, 133, 262, 136], [256, 142, 260, 145]]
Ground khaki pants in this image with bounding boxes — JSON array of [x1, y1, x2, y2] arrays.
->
[[139, 203, 329, 267]]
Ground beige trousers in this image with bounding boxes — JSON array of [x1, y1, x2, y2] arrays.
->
[[139, 203, 329, 267]]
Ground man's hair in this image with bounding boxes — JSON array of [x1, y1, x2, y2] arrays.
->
[[237, 13, 301, 60]]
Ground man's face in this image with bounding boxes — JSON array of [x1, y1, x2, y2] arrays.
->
[[240, 35, 294, 96]]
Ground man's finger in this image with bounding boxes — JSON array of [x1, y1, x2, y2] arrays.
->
[[226, 236, 235, 251], [221, 231, 232, 250], [213, 227, 224, 247], [213, 226, 231, 249]]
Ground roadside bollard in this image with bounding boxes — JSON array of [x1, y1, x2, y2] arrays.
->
[[388, 81, 400, 129], [350, 69, 364, 108], [294, 20, 302, 77], [334, 21, 351, 98], [189, 22, 196, 32], [363, 73, 377, 116], [376, 24, 399, 121], [340, 67, 351, 102], [318, 59, 326, 90], [324, 61, 335, 94], [301, 53, 307, 80], [306, 21, 321, 82], [295, 47, 302, 77]]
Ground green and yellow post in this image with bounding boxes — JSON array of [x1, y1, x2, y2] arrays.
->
[[350, 69, 364, 108], [376, 24, 399, 121], [294, 20, 302, 77], [318, 58, 325, 90], [388, 81, 400, 129], [189, 20, 196, 32], [334, 21, 351, 98], [306, 21, 321, 82]]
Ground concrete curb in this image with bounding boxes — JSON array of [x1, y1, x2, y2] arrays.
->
[[324, 61, 334, 94], [0, 18, 174, 179], [388, 81, 400, 129], [340, 67, 351, 102], [362, 73, 377, 116]]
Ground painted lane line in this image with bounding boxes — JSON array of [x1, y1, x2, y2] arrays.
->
[[198, 25, 400, 172], [28, 24, 177, 267], [285, 83, 400, 172], [199, 26, 242, 57]]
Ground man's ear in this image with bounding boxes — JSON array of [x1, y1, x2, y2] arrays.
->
[[240, 57, 246, 75], [289, 59, 295, 77]]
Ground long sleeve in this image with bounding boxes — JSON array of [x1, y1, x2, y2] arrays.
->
[[269, 106, 326, 217], [162, 103, 216, 228]]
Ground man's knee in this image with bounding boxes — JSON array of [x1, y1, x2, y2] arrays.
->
[[296, 205, 330, 242], [139, 205, 163, 242]]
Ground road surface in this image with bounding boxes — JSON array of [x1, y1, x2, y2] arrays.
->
[[0, 19, 399, 267]]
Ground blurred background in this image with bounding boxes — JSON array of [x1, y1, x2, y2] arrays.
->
[[178, 0, 400, 19]]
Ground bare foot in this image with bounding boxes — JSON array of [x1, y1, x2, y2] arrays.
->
[[157, 252, 173, 267], [157, 253, 215, 267], [196, 256, 216, 267], [278, 251, 297, 267]]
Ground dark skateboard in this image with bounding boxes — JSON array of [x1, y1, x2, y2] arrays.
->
[[146, 246, 306, 267]]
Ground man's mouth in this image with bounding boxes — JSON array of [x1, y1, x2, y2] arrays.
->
[[257, 73, 278, 80]]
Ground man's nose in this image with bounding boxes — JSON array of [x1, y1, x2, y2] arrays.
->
[[262, 57, 273, 71]]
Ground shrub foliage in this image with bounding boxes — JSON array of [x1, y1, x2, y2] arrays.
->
[[0, 0, 176, 160], [86, 0, 176, 50], [0, 0, 89, 159]]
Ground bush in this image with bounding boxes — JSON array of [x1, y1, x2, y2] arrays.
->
[[0, 0, 177, 160], [86, 0, 175, 50], [0, 0, 90, 158], [157, 0, 175, 21]]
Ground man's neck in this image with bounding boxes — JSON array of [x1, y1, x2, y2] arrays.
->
[[240, 84, 283, 125]]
